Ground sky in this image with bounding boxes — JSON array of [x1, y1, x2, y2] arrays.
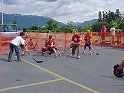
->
[[0, 0, 124, 23]]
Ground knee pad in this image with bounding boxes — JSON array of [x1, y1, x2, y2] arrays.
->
[[42, 47, 47, 52], [49, 48, 54, 53]]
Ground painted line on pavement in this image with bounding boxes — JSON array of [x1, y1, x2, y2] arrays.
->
[[22, 59, 101, 93], [0, 78, 63, 92]]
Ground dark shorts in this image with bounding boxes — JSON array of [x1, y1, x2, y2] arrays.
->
[[42, 46, 57, 53], [84, 44, 91, 47], [84, 43, 91, 49]]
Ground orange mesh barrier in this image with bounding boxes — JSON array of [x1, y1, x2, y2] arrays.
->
[[0, 33, 18, 54], [1, 32, 124, 54], [0, 33, 1, 53]]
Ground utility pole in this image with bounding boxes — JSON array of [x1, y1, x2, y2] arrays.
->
[[1, 0, 4, 24]]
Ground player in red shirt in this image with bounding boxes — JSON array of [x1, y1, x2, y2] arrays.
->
[[42, 35, 62, 58], [82, 30, 92, 55], [28, 38, 34, 49], [101, 25, 107, 42], [71, 29, 82, 59]]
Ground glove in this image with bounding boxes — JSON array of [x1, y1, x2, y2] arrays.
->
[[20, 44, 24, 48], [113, 64, 123, 78], [70, 43, 74, 48]]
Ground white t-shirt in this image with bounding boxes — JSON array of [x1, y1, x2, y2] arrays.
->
[[10, 36, 25, 46], [110, 27, 115, 35]]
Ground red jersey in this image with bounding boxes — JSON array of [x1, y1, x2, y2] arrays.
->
[[48, 38, 55, 47], [101, 26, 106, 35], [72, 34, 81, 46], [84, 33, 92, 44]]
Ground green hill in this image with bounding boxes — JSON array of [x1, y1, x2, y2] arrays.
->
[[0, 13, 65, 28]]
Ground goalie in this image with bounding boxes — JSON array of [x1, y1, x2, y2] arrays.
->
[[71, 29, 82, 59], [42, 35, 62, 58]]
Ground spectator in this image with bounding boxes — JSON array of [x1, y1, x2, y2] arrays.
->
[[110, 25, 116, 44], [101, 25, 107, 42], [28, 38, 34, 49]]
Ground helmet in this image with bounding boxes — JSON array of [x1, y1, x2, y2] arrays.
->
[[20, 32, 25, 36], [49, 35, 52, 39]]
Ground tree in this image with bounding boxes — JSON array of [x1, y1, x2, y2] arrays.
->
[[22, 28, 27, 32], [92, 22, 109, 32], [98, 11, 102, 22], [79, 24, 92, 32], [96, 9, 124, 32], [118, 19, 124, 31], [99, 9, 123, 24], [115, 9, 121, 20], [28, 25, 38, 31], [105, 12, 108, 22], [51, 21, 60, 32], [103, 11, 105, 22], [45, 19, 59, 32], [45, 19, 54, 31], [108, 10, 112, 23], [60, 21, 76, 32]]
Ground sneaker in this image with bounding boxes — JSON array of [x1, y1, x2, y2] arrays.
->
[[77, 56, 80, 59], [41, 52, 44, 56], [49, 52, 51, 55], [59, 55, 62, 58], [54, 55, 58, 58], [21, 54, 25, 56], [71, 54, 75, 57], [89, 51, 91, 55], [7, 59, 11, 62], [82, 51, 85, 54], [71, 54, 74, 56], [17, 59, 21, 62], [89, 53, 92, 55]]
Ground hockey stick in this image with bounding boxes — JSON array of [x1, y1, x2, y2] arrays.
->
[[61, 43, 73, 54], [61, 47, 71, 54], [26, 51, 43, 63], [91, 47, 100, 55]]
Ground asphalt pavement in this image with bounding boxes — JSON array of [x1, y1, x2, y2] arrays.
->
[[0, 46, 124, 93]]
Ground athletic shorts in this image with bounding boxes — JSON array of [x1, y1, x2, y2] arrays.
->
[[84, 44, 91, 47]]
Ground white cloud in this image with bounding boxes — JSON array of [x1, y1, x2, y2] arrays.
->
[[0, 0, 124, 23]]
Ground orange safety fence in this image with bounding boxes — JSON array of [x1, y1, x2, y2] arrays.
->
[[0, 32, 124, 54], [0, 32, 18, 54]]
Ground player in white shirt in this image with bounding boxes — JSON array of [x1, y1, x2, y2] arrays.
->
[[110, 25, 116, 43], [8, 32, 26, 62]]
